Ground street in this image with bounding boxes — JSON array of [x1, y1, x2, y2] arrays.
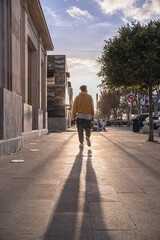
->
[[0, 127, 160, 240]]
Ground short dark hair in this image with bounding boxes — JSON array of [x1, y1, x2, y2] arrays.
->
[[80, 85, 87, 92]]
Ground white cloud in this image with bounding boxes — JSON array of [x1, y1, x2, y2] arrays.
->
[[66, 6, 93, 21], [67, 58, 101, 103], [67, 58, 99, 74], [44, 6, 71, 27], [90, 22, 112, 28], [94, 0, 135, 15], [95, 0, 160, 23], [124, 0, 160, 22]]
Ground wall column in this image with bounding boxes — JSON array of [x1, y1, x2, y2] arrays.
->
[[0, 0, 11, 90]]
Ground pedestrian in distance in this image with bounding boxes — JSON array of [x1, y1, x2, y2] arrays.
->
[[72, 85, 94, 148]]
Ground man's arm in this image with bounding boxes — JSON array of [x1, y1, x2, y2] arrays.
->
[[90, 96, 94, 118], [72, 96, 78, 120]]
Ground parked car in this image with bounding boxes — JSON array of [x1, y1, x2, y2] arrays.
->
[[106, 120, 111, 126], [92, 120, 106, 131], [122, 119, 128, 125], [102, 119, 107, 126], [142, 116, 160, 129], [92, 121, 102, 131]]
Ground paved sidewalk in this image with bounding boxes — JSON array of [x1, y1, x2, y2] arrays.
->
[[0, 127, 160, 240]]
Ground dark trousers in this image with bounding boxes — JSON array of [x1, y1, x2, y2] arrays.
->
[[77, 118, 92, 143]]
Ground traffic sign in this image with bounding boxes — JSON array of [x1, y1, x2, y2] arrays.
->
[[127, 93, 135, 103]]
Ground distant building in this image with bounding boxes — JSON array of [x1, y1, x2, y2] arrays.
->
[[47, 55, 73, 131], [0, 0, 54, 157]]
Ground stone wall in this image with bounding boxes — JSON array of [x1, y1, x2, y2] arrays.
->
[[23, 103, 32, 132], [48, 118, 66, 131], [0, 0, 53, 158], [47, 55, 66, 119], [0, 88, 22, 140]]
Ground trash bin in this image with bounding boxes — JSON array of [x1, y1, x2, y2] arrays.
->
[[133, 118, 140, 132]]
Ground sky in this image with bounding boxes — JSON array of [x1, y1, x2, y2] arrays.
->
[[40, 0, 160, 107]]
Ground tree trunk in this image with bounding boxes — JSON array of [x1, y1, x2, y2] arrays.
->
[[127, 105, 130, 126], [148, 85, 154, 142], [113, 110, 117, 126]]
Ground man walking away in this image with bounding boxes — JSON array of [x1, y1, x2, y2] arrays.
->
[[72, 85, 94, 148]]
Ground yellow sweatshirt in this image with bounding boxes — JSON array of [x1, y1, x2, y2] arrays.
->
[[72, 92, 94, 119]]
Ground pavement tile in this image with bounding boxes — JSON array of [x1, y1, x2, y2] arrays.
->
[[139, 230, 160, 240], [90, 202, 136, 230], [93, 230, 143, 240], [0, 229, 42, 240], [109, 178, 145, 193], [91, 217, 136, 231], [54, 189, 86, 200], [129, 212, 160, 230], [34, 178, 61, 185], [44, 213, 92, 239], [0, 213, 10, 228], [22, 184, 58, 200], [85, 174, 110, 185], [0, 192, 21, 212], [2, 211, 50, 233], [86, 184, 116, 194], [118, 193, 160, 214], [1, 178, 33, 192], [121, 168, 158, 186], [53, 198, 89, 213], [86, 184, 120, 202], [15, 200, 54, 213], [0, 230, 14, 240], [87, 193, 120, 202], [110, 184, 145, 193]]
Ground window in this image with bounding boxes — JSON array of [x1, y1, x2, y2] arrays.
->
[[47, 70, 55, 84]]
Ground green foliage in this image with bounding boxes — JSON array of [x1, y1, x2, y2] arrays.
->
[[98, 20, 160, 141], [98, 20, 160, 88], [97, 89, 121, 118]]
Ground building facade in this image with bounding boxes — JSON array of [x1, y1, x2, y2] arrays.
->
[[47, 55, 73, 131], [0, 0, 54, 157]]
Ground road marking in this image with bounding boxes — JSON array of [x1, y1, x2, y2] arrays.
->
[[29, 149, 40, 152], [10, 160, 24, 163]]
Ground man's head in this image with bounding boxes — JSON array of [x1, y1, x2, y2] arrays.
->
[[80, 85, 87, 92]]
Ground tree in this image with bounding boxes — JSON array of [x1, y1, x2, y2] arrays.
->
[[97, 91, 111, 119], [97, 89, 122, 124], [98, 20, 160, 141]]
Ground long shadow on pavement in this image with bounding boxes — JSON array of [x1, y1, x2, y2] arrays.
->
[[44, 148, 110, 240], [79, 149, 110, 240], [44, 148, 84, 240]]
